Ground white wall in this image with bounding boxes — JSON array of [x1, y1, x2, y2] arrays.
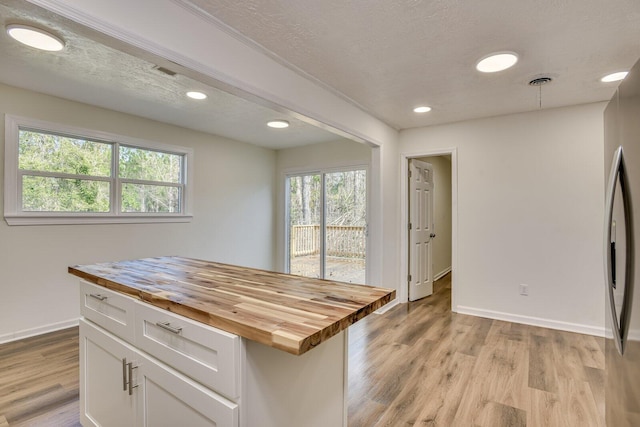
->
[[417, 155, 452, 279], [0, 83, 276, 342], [274, 139, 371, 273], [276, 139, 371, 173], [401, 103, 606, 334]]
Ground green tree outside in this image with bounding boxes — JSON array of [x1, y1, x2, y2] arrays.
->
[[18, 129, 183, 213]]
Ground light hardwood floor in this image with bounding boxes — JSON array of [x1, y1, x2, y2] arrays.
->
[[0, 327, 80, 427], [348, 273, 605, 426], [0, 274, 604, 426]]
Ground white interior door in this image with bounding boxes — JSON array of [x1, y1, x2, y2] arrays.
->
[[408, 159, 434, 301]]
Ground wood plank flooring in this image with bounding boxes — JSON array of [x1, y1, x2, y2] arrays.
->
[[0, 327, 80, 427], [0, 273, 604, 426], [348, 273, 605, 426]]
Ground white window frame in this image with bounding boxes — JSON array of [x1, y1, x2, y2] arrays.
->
[[4, 115, 193, 225]]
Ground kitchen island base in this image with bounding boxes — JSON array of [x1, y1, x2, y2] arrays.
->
[[79, 279, 348, 427], [242, 333, 346, 427], [71, 257, 394, 427]]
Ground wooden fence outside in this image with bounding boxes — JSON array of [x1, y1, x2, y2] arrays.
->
[[290, 225, 366, 258]]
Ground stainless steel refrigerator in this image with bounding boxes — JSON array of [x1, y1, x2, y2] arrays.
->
[[604, 57, 640, 426]]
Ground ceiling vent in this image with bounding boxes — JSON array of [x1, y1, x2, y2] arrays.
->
[[528, 76, 553, 86]]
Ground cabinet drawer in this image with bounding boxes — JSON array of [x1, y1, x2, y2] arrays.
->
[[135, 302, 241, 400], [80, 281, 136, 343]]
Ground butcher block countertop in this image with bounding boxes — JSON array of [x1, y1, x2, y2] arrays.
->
[[69, 256, 395, 355]]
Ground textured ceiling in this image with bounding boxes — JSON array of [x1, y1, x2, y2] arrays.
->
[[0, 0, 342, 149], [183, 0, 640, 129], [3, 0, 640, 142]]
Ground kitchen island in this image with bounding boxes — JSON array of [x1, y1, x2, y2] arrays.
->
[[69, 256, 394, 427]]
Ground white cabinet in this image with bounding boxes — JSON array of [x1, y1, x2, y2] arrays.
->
[[80, 319, 136, 427], [80, 319, 238, 427], [78, 280, 239, 427], [136, 351, 237, 427], [77, 279, 348, 427], [80, 281, 136, 343], [135, 302, 240, 400]]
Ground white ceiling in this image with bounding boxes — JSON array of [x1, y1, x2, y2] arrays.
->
[[183, 0, 640, 129], [2, 0, 640, 146], [0, 0, 343, 149]]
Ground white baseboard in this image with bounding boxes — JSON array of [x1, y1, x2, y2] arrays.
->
[[434, 267, 452, 282], [0, 318, 80, 345], [456, 306, 605, 337], [375, 298, 399, 314]]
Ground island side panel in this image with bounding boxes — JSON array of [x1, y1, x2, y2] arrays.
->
[[242, 331, 347, 427]]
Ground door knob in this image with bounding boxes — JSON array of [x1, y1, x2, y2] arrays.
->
[[430, 233, 436, 238]]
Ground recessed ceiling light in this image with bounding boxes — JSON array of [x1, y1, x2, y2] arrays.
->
[[476, 52, 519, 73], [186, 91, 207, 100], [601, 72, 628, 83], [413, 106, 432, 113], [6, 24, 64, 52], [267, 120, 290, 129]]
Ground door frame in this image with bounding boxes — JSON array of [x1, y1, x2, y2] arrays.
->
[[399, 148, 458, 310], [283, 165, 370, 284]]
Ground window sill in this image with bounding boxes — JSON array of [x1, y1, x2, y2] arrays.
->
[[4, 214, 193, 226]]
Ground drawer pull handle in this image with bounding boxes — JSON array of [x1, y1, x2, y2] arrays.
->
[[156, 321, 182, 334], [89, 293, 107, 301]]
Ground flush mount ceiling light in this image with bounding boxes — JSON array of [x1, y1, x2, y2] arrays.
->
[[186, 91, 207, 100], [267, 120, 290, 129], [601, 71, 628, 83], [6, 24, 65, 51], [476, 52, 519, 73], [413, 106, 432, 113]]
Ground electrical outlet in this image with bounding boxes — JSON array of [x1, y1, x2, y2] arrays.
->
[[519, 284, 528, 296]]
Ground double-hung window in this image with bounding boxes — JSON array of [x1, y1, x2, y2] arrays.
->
[[4, 115, 193, 225]]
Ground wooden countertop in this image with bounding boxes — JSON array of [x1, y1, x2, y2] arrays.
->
[[69, 256, 395, 355]]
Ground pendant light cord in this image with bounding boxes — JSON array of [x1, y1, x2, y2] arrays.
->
[[539, 84, 542, 109]]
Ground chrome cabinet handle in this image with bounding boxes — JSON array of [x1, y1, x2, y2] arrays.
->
[[89, 293, 107, 301], [122, 358, 127, 391], [604, 146, 635, 355], [127, 362, 138, 396], [156, 321, 182, 334]]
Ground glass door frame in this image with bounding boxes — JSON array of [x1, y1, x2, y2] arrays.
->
[[284, 165, 370, 284]]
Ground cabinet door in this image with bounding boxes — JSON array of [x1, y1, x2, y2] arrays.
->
[[135, 351, 238, 427], [80, 319, 137, 427]]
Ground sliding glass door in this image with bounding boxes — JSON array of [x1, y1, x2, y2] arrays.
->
[[287, 173, 322, 278], [286, 168, 367, 284]]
